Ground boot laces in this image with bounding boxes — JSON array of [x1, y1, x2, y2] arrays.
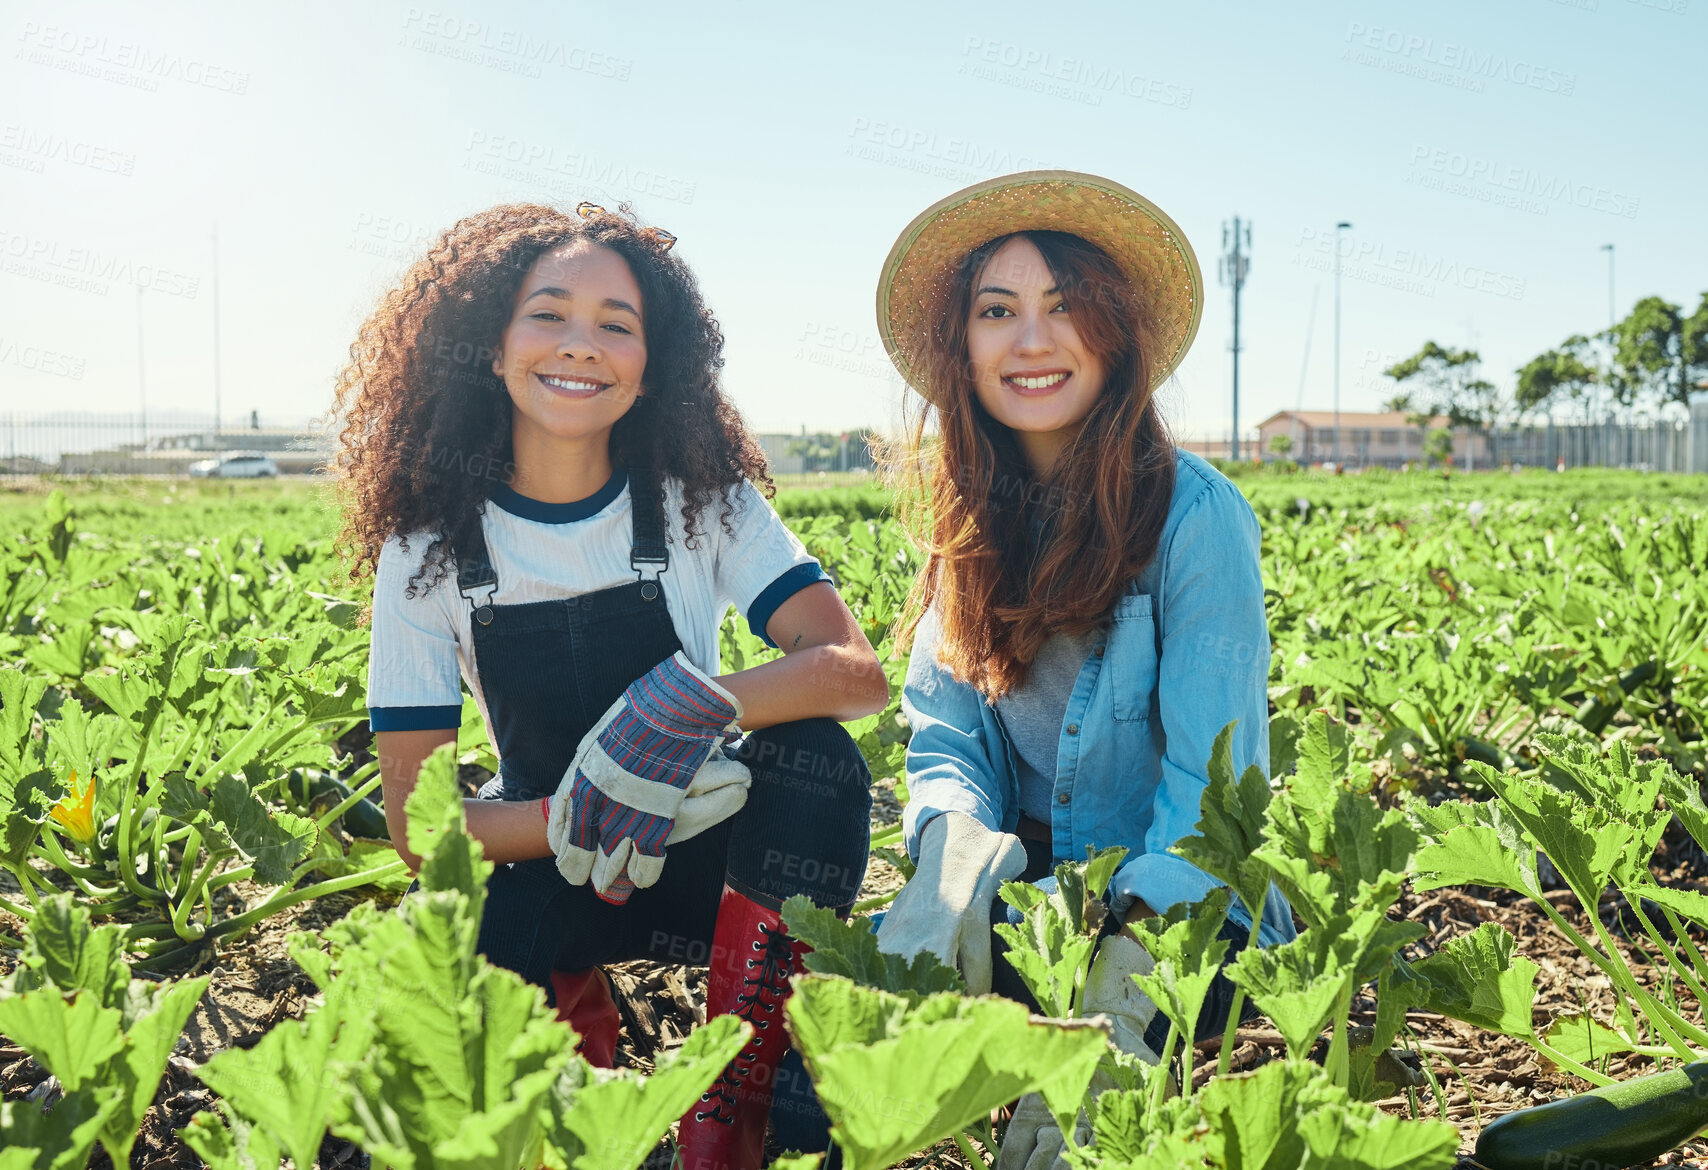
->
[[696, 922, 800, 1123]]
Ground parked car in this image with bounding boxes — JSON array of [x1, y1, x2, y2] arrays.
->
[[188, 451, 279, 478]]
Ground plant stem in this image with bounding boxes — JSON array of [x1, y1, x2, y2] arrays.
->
[[1216, 883, 1269, 1079], [851, 890, 899, 914], [136, 858, 408, 971], [1586, 908, 1704, 1057], [169, 848, 226, 941], [1146, 1018, 1179, 1124], [1324, 978, 1354, 1089], [1619, 885, 1708, 1020], [30, 839, 118, 899], [7, 862, 43, 910], [314, 770, 385, 832]]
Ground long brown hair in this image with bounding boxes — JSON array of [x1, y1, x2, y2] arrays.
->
[[332, 202, 769, 596], [890, 230, 1176, 698]]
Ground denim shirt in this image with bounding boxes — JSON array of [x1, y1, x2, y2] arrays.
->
[[900, 450, 1297, 948]]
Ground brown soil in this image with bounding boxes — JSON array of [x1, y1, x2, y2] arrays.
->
[[5, 774, 1708, 1169]]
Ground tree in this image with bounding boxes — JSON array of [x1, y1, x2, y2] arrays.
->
[[1424, 427, 1454, 469], [1383, 342, 1504, 432], [1267, 432, 1293, 458], [1514, 334, 1600, 417], [1611, 292, 1708, 412]]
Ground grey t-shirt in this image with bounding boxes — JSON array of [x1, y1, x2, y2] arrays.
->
[[997, 625, 1101, 823]]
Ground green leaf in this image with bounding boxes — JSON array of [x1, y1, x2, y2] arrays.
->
[[1541, 1013, 1638, 1064], [1226, 904, 1422, 1062], [1473, 763, 1634, 905], [0, 989, 126, 1093], [1198, 1058, 1313, 1170], [195, 985, 366, 1170], [1174, 721, 1274, 911], [98, 976, 209, 1166], [1253, 712, 1417, 928], [0, 1087, 123, 1170], [993, 881, 1096, 1019], [0, 668, 49, 772], [176, 1104, 285, 1170], [208, 774, 317, 885], [1410, 799, 1543, 900], [785, 975, 1104, 1170], [1125, 888, 1233, 1056], [549, 1014, 749, 1170], [1636, 885, 1708, 932], [15, 894, 129, 1011], [1407, 923, 1539, 1039], [408, 744, 489, 904], [779, 896, 963, 1001], [1296, 1089, 1458, 1168], [1, 771, 53, 870]]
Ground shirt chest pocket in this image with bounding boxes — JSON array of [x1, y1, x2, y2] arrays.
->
[[1106, 592, 1159, 724]]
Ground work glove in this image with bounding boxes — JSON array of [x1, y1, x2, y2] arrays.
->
[[874, 809, 1026, 994], [546, 652, 742, 903], [995, 932, 1163, 1170]]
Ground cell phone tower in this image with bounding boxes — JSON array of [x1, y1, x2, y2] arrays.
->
[[1220, 218, 1251, 461]]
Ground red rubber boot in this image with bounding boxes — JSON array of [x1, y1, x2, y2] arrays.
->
[[674, 884, 812, 1170], [549, 967, 620, 1069]]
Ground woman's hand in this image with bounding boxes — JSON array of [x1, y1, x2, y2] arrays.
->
[[548, 651, 742, 903]]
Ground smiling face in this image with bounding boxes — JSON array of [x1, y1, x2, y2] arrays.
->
[[491, 240, 647, 461], [964, 235, 1107, 475]]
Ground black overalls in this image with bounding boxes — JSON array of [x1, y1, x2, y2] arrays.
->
[[450, 471, 872, 1156]]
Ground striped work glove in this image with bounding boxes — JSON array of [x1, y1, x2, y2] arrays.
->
[[546, 652, 743, 904]]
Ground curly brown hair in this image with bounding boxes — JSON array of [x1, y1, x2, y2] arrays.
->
[[332, 202, 771, 596], [889, 230, 1176, 698]]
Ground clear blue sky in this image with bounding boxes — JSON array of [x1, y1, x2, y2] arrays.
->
[[2, 0, 1703, 444]]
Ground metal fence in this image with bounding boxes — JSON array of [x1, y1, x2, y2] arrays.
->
[[0, 411, 330, 475], [1483, 417, 1702, 473]]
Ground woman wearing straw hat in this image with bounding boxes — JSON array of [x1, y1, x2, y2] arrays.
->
[[870, 171, 1297, 1166]]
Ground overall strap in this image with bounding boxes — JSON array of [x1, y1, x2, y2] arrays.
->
[[456, 512, 499, 626], [628, 465, 669, 601]]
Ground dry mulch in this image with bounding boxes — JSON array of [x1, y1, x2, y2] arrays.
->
[[6, 775, 1708, 1168]]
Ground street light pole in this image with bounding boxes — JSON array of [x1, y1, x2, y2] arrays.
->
[[212, 225, 223, 441], [1220, 217, 1251, 461], [1600, 243, 1615, 464], [135, 286, 147, 458], [1333, 221, 1352, 466]]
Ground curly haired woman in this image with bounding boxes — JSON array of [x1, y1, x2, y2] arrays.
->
[[334, 202, 887, 1170], [867, 173, 1298, 1168]]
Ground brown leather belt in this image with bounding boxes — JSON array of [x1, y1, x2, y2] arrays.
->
[[1015, 813, 1052, 843]]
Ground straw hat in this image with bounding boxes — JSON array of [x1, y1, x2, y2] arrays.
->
[[876, 170, 1204, 403]]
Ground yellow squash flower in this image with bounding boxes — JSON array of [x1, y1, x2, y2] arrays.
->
[[48, 770, 98, 847]]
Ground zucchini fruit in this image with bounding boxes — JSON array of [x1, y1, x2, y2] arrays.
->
[[288, 769, 391, 840], [1574, 659, 1660, 734], [1475, 1060, 1708, 1170]]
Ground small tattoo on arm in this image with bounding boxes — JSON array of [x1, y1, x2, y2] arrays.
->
[[792, 634, 802, 648]]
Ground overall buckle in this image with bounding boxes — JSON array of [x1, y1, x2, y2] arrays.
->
[[631, 550, 668, 602]]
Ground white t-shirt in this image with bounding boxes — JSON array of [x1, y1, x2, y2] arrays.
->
[[366, 470, 829, 733]]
